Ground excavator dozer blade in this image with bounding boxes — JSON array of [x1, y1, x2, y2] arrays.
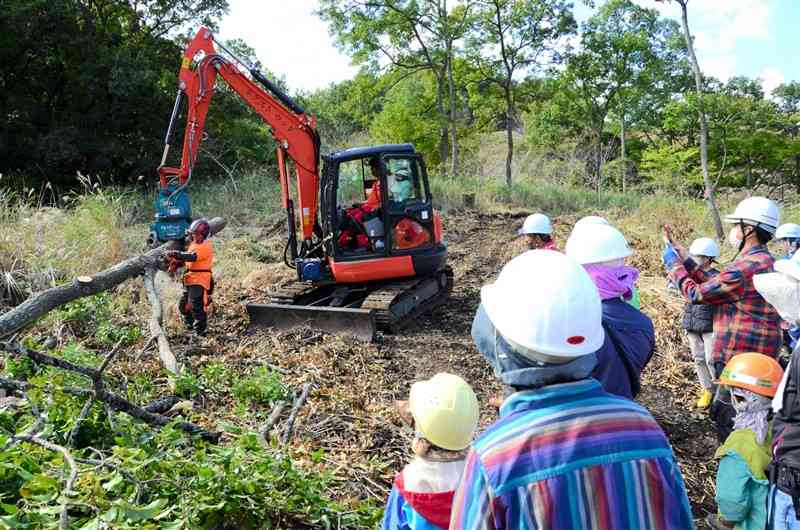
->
[[245, 303, 377, 342]]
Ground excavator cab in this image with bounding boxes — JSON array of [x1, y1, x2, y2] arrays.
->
[[248, 144, 451, 340], [324, 144, 439, 262]]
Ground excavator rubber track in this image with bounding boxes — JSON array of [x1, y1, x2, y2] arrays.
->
[[245, 266, 453, 341]]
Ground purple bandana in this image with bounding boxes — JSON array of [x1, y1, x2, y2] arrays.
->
[[583, 264, 640, 301]]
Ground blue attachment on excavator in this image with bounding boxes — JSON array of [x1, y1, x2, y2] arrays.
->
[[151, 185, 192, 242]]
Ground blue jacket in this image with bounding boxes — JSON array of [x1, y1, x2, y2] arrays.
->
[[592, 298, 655, 399]]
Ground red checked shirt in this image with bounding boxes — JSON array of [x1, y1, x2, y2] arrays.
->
[[669, 245, 781, 363]]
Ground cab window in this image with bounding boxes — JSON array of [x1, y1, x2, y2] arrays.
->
[[385, 157, 425, 208]]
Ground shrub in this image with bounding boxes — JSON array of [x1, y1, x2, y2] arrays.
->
[[232, 367, 289, 406]]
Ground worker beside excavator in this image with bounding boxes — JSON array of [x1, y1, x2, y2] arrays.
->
[[455, 250, 693, 529], [381, 373, 479, 530], [165, 218, 214, 337], [517, 213, 557, 250], [565, 222, 655, 399], [663, 197, 782, 442]]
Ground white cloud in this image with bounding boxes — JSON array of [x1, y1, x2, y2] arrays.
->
[[632, 0, 773, 82], [760, 66, 785, 95], [704, 54, 737, 82], [217, 0, 358, 92]]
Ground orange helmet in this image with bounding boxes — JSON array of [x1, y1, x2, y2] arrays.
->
[[719, 353, 784, 397]]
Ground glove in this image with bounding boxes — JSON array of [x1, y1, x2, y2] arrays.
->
[[662, 244, 679, 268]]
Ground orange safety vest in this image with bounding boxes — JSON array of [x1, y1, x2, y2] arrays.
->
[[183, 240, 213, 291], [363, 180, 382, 212]]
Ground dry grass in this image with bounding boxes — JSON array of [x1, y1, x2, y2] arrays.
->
[[0, 191, 129, 305]]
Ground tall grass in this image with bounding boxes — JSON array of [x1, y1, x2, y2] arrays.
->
[[430, 174, 641, 215]]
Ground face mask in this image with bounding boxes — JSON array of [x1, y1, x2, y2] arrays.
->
[[728, 227, 742, 250]]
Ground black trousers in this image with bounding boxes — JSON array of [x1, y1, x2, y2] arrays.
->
[[180, 285, 207, 335], [710, 361, 735, 442]]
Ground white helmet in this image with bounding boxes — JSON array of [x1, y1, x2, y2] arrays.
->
[[574, 215, 610, 228], [480, 250, 604, 359], [724, 196, 780, 234], [754, 250, 800, 323], [518, 213, 552, 236], [565, 224, 632, 265], [689, 237, 720, 258], [409, 373, 479, 451], [776, 223, 800, 241]]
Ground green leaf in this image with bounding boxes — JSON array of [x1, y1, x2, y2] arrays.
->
[[121, 499, 167, 522]]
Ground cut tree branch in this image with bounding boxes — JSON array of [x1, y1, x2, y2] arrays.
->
[[0, 344, 219, 442], [280, 383, 313, 444]]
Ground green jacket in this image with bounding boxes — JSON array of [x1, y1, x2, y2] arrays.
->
[[714, 428, 772, 530]]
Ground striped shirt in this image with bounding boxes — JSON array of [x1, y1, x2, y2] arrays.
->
[[669, 245, 781, 363], [449, 379, 694, 530]]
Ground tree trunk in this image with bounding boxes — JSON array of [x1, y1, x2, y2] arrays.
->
[[0, 218, 226, 339], [447, 46, 459, 176], [678, 1, 724, 239], [621, 115, 627, 193], [504, 85, 514, 186], [596, 127, 604, 194], [435, 70, 449, 173]]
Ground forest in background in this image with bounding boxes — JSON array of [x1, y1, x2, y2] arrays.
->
[[4, 0, 800, 202]]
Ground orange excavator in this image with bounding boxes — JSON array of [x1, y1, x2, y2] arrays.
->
[[151, 27, 451, 340]]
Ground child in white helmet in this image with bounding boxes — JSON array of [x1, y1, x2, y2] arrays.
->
[[682, 237, 721, 410], [518, 213, 557, 251], [776, 223, 800, 259], [381, 373, 479, 530]]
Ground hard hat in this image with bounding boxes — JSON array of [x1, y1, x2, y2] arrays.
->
[[776, 223, 800, 241], [394, 167, 411, 180], [689, 237, 720, 258], [574, 215, 610, 228], [480, 250, 604, 359], [754, 253, 800, 323], [565, 224, 632, 265], [724, 196, 780, 234], [187, 218, 210, 239], [719, 353, 784, 398], [518, 213, 552, 236], [775, 248, 800, 282], [409, 373, 479, 451]]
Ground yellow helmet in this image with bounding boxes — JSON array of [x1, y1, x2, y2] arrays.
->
[[409, 373, 479, 451]]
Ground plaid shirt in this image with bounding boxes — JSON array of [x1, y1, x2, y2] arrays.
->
[[669, 245, 781, 363]]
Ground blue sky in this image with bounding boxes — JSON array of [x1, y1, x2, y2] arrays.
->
[[219, 0, 798, 93]]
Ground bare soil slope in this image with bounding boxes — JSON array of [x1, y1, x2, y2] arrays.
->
[[182, 211, 717, 526]]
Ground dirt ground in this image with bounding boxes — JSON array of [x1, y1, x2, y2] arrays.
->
[[175, 211, 718, 528]]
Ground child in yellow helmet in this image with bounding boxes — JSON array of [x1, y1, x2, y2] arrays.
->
[[381, 373, 479, 530]]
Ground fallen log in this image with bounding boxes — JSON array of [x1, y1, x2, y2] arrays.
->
[[143, 267, 180, 375], [0, 217, 226, 339]]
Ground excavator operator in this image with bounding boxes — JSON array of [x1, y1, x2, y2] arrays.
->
[[339, 158, 384, 251]]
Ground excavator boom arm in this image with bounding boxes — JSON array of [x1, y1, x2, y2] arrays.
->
[[159, 27, 320, 243]]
